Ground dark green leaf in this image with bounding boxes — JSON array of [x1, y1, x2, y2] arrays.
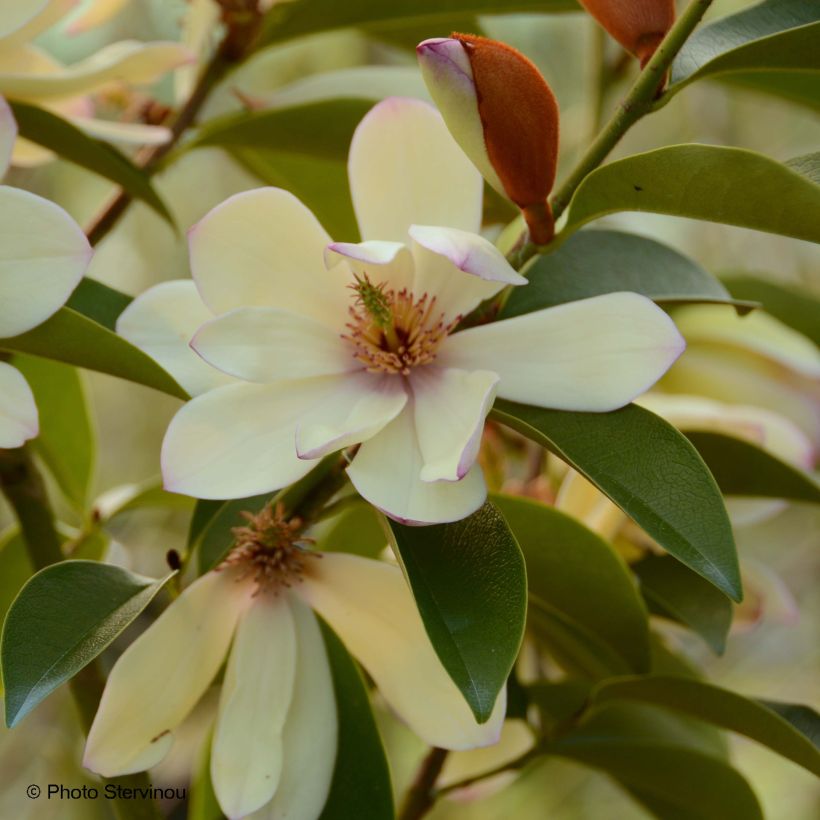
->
[[2, 560, 175, 726], [317, 501, 386, 559], [593, 676, 820, 777], [491, 401, 741, 601], [67, 277, 134, 332], [192, 494, 272, 575], [562, 145, 820, 245], [527, 680, 590, 732], [0, 307, 188, 400], [670, 0, 820, 96], [386, 502, 527, 722], [9, 101, 174, 227], [259, 0, 578, 47], [12, 355, 95, 511], [493, 494, 650, 673], [502, 230, 753, 319], [686, 431, 820, 503], [758, 701, 820, 749], [724, 274, 820, 345], [633, 554, 732, 654], [319, 620, 393, 820]]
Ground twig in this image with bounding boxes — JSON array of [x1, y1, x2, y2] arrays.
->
[[398, 747, 449, 820]]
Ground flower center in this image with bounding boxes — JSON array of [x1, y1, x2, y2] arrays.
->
[[217, 503, 317, 595], [342, 274, 458, 375]]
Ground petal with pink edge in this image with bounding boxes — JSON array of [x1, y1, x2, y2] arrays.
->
[[348, 97, 482, 242], [295, 552, 505, 750], [441, 292, 686, 412], [325, 239, 413, 293]]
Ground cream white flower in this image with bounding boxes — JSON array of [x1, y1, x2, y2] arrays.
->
[[0, 0, 192, 165], [84, 507, 505, 819], [0, 96, 91, 447], [118, 97, 684, 524]]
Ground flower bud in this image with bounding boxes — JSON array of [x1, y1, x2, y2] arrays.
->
[[417, 34, 559, 244], [578, 0, 675, 67]]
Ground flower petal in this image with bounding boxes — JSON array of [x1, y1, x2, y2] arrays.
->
[[188, 188, 348, 325], [161, 377, 348, 499], [325, 239, 413, 293], [441, 292, 686, 411], [295, 552, 505, 750], [191, 307, 358, 383], [347, 404, 486, 524], [250, 598, 337, 820], [0, 41, 193, 101], [211, 594, 297, 820], [70, 116, 172, 146], [0, 185, 90, 337], [115, 280, 233, 397], [410, 367, 498, 482], [0, 94, 16, 175], [295, 372, 408, 460], [83, 571, 249, 777], [0, 0, 70, 45], [66, 0, 129, 33], [348, 97, 482, 242], [0, 362, 38, 448], [409, 225, 525, 320]]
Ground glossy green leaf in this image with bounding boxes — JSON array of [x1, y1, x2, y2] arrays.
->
[[317, 501, 386, 559], [12, 355, 95, 512], [493, 494, 650, 673], [0, 307, 188, 400], [562, 145, 820, 245], [259, 0, 578, 47], [633, 554, 732, 654], [686, 431, 820, 503], [547, 707, 762, 820], [67, 277, 133, 332], [724, 274, 820, 345], [501, 230, 754, 319], [386, 502, 527, 722], [318, 620, 393, 820], [491, 401, 741, 601], [191, 494, 272, 575], [8, 101, 174, 227], [1, 560, 175, 726], [669, 0, 820, 97], [527, 680, 590, 732], [758, 701, 820, 749], [593, 676, 820, 777]]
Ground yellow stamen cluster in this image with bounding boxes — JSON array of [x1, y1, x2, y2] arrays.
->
[[343, 274, 457, 375], [217, 503, 317, 595]]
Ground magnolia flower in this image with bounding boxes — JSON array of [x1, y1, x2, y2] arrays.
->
[[417, 35, 559, 243], [578, 0, 675, 67], [0, 97, 91, 447], [84, 504, 505, 819], [117, 96, 684, 524], [0, 0, 191, 165]]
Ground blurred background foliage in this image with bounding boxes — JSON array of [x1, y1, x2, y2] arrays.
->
[[0, 0, 817, 817]]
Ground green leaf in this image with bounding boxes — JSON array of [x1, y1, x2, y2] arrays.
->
[[669, 0, 820, 97], [593, 676, 820, 778], [191, 494, 272, 575], [67, 277, 134, 332], [719, 70, 820, 112], [547, 708, 762, 820], [0, 530, 33, 635], [527, 680, 590, 732], [386, 502, 527, 722], [317, 501, 386, 559], [94, 481, 194, 523], [259, 0, 578, 47], [0, 307, 188, 400], [8, 101, 174, 227], [493, 494, 650, 673], [12, 355, 95, 512], [501, 230, 755, 319], [189, 733, 224, 820], [633, 554, 732, 654], [724, 274, 820, 345], [1, 560, 175, 727], [491, 401, 741, 601], [686, 431, 820, 503], [758, 701, 820, 749], [562, 145, 820, 245], [318, 620, 393, 820]]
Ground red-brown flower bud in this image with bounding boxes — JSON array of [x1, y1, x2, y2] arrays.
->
[[579, 0, 675, 67], [418, 34, 559, 245]]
